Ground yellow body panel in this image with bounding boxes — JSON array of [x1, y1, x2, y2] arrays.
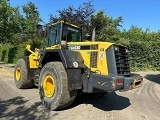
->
[[28, 54, 39, 68], [68, 41, 115, 75], [26, 41, 118, 75], [26, 45, 40, 68]]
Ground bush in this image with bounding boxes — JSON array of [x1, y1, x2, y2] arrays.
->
[[24, 38, 46, 56], [0, 43, 12, 63], [116, 38, 160, 71], [0, 38, 45, 63]]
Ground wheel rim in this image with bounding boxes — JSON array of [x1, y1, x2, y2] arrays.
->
[[16, 67, 21, 81], [43, 75, 55, 98]]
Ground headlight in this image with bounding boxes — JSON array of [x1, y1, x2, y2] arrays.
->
[[61, 40, 67, 45], [114, 46, 119, 51], [73, 62, 78, 68], [126, 49, 128, 53]]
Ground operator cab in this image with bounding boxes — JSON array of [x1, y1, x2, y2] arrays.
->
[[47, 21, 82, 48]]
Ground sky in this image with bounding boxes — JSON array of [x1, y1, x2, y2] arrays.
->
[[10, 0, 160, 31]]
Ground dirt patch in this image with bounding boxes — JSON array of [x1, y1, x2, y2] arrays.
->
[[0, 67, 14, 77], [0, 63, 15, 77]]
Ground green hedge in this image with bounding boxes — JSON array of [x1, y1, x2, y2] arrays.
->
[[0, 38, 44, 63], [1, 38, 160, 71], [117, 39, 160, 71], [0, 43, 14, 63]]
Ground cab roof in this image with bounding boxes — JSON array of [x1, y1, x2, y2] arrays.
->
[[49, 20, 80, 29]]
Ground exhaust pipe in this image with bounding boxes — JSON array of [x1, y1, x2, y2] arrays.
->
[[91, 27, 96, 42]]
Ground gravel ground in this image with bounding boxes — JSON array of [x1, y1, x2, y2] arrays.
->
[[0, 63, 160, 120]]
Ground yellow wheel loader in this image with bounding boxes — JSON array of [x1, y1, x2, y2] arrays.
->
[[14, 21, 143, 110]]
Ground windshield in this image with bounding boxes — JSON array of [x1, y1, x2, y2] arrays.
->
[[47, 23, 61, 46], [62, 23, 82, 42]]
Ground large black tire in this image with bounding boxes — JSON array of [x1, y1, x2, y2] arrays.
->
[[14, 59, 34, 89], [39, 62, 77, 110]]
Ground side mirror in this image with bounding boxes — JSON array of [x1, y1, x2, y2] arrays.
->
[[37, 24, 47, 38], [83, 32, 91, 41], [37, 24, 43, 33]]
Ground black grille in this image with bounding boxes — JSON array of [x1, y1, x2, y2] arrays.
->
[[90, 44, 98, 50], [114, 45, 130, 77], [90, 52, 98, 68]]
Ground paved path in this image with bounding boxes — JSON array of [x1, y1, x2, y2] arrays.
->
[[0, 76, 53, 120], [0, 69, 160, 120]]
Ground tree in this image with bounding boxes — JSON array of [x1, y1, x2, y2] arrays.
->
[[22, 2, 42, 38], [49, 1, 95, 34], [0, 0, 22, 44], [0, 1, 42, 44], [90, 10, 123, 41]]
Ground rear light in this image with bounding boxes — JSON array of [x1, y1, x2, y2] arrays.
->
[[116, 79, 123, 85]]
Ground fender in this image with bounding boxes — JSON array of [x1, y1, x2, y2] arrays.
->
[[39, 49, 86, 69]]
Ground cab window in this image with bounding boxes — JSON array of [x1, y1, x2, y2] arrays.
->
[[47, 23, 61, 46], [62, 24, 82, 42]]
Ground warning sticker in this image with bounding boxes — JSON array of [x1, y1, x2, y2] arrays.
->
[[99, 53, 105, 58]]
